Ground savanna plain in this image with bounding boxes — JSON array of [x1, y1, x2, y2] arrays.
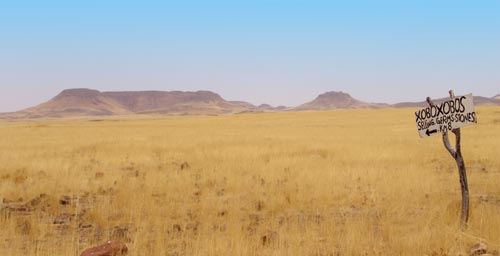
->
[[1, 107, 500, 256]]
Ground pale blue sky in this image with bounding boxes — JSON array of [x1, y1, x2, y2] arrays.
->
[[1, 0, 499, 112]]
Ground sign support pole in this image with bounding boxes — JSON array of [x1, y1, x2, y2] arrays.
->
[[427, 90, 470, 230]]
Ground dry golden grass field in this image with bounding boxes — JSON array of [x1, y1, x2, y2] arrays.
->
[[1, 107, 500, 255]]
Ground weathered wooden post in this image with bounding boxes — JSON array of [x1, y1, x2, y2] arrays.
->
[[416, 90, 477, 229]]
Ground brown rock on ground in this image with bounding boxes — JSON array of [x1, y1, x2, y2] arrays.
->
[[470, 242, 488, 256], [80, 240, 128, 256]]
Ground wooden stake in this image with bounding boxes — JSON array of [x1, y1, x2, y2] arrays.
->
[[427, 90, 470, 229]]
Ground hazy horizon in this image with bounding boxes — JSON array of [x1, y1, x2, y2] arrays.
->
[[1, 0, 499, 112]]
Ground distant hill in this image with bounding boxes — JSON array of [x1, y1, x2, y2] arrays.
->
[[293, 91, 500, 111], [473, 96, 500, 106], [0, 89, 253, 119], [292, 91, 385, 111], [393, 95, 500, 108]]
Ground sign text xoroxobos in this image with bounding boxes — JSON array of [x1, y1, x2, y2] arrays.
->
[[415, 94, 477, 138]]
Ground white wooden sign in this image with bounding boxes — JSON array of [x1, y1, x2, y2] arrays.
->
[[416, 93, 477, 138]]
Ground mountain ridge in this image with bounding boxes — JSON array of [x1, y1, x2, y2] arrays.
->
[[1, 88, 499, 119]]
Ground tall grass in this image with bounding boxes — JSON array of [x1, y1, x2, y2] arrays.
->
[[1, 107, 499, 255]]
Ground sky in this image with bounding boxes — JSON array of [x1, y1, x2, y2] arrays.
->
[[0, 0, 499, 112]]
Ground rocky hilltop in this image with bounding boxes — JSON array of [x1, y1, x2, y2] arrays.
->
[[292, 91, 386, 111]]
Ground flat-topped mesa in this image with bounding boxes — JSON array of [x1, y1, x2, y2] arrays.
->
[[54, 88, 101, 100], [191, 90, 225, 101], [314, 91, 357, 104], [294, 91, 380, 110], [316, 91, 351, 99], [54, 89, 225, 103], [101, 90, 224, 101], [99, 90, 231, 113], [3, 88, 252, 118], [175, 90, 226, 103]]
